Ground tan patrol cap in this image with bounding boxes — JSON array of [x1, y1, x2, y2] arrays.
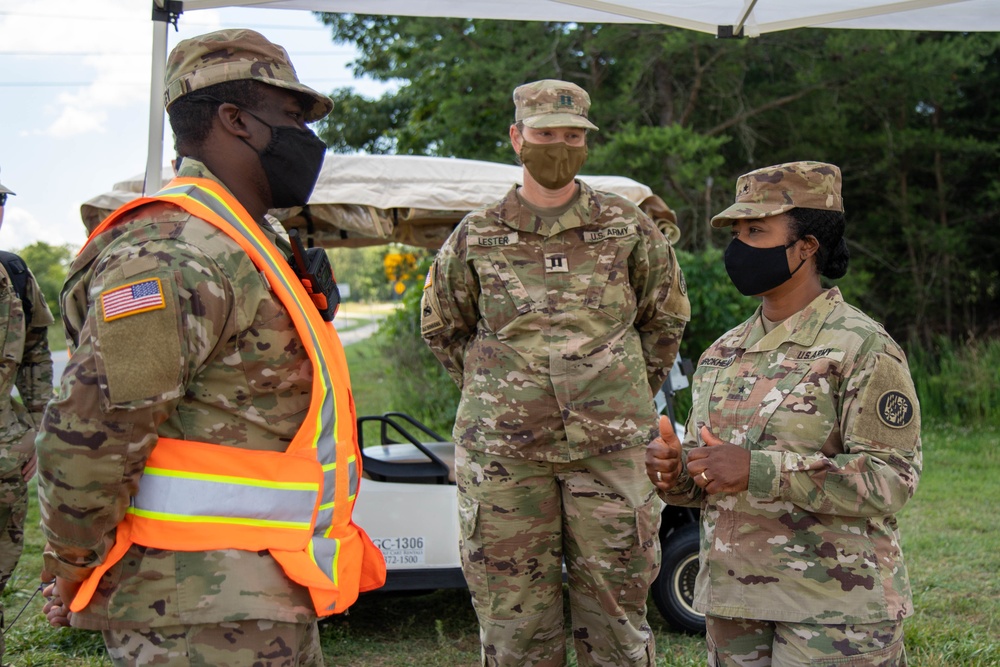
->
[[164, 28, 333, 122], [711, 161, 843, 228], [513, 79, 598, 131], [0, 167, 13, 196]]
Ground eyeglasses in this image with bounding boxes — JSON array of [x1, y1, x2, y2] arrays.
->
[[0, 193, 7, 206]]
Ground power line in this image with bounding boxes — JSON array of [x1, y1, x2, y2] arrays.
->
[[0, 10, 335, 32]]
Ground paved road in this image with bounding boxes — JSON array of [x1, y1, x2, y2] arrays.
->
[[335, 319, 383, 347], [50, 314, 382, 383]]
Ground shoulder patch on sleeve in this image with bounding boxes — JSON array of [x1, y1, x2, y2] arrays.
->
[[853, 353, 920, 450], [876, 390, 915, 428], [420, 263, 446, 336], [662, 257, 691, 322], [95, 273, 182, 405], [100, 278, 165, 322]]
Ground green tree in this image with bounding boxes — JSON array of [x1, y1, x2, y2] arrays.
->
[[327, 245, 393, 302], [15, 241, 74, 319], [314, 16, 1000, 346], [327, 244, 430, 302], [765, 31, 1000, 346], [374, 256, 459, 435]]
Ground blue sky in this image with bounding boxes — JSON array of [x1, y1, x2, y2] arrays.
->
[[0, 1, 392, 250]]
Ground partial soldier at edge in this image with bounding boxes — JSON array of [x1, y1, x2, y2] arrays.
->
[[35, 29, 384, 667], [0, 168, 55, 663]]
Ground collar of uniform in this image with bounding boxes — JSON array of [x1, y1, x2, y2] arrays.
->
[[177, 158, 282, 244], [175, 158, 234, 195], [69, 159, 262, 281], [497, 181, 596, 237], [728, 287, 844, 352]]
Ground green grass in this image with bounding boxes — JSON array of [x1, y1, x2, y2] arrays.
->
[[4, 334, 997, 665], [344, 331, 393, 419]]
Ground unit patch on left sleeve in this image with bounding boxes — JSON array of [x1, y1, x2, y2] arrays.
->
[[853, 352, 921, 450], [877, 390, 914, 428], [100, 278, 166, 321]]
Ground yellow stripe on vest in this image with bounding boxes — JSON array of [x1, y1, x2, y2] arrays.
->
[[126, 507, 312, 530]]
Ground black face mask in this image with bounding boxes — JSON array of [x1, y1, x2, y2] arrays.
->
[[724, 237, 805, 296], [240, 109, 327, 209]]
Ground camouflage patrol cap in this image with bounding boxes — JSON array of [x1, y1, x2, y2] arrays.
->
[[513, 79, 599, 131], [164, 29, 333, 122], [0, 167, 13, 196], [711, 161, 843, 228]]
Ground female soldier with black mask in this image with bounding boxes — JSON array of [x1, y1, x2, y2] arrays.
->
[[646, 161, 921, 667]]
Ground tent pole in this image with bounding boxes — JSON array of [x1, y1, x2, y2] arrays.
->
[[145, 2, 180, 195], [756, 0, 971, 33], [144, 19, 167, 195], [734, 0, 760, 35]]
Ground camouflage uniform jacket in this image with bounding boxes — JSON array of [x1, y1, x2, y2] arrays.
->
[[36, 160, 316, 630], [421, 182, 690, 462], [0, 261, 53, 472], [661, 287, 921, 624]]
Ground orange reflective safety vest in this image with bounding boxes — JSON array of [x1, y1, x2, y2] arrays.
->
[[70, 177, 386, 616]]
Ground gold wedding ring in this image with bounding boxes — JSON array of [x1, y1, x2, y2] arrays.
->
[[700, 471, 710, 484], [656, 471, 663, 482]]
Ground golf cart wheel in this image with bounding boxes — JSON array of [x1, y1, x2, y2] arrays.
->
[[651, 522, 705, 634]]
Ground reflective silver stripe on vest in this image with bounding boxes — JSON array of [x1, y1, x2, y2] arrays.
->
[[154, 183, 355, 570], [132, 471, 316, 526]]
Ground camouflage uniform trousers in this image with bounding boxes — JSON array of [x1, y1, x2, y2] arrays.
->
[[706, 614, 907, 667], [456, 444, 660, 667], [0, 468, 29, 662], [103, 619, 324, 667]]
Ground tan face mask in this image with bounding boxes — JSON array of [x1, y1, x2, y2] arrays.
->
[[519, 139, 588, 190]]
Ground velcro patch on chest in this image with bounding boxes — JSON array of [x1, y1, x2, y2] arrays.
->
[[469, 232, 518, 248], [583, 224, 637, 242], [101, 278, 165, 321], [545, 253, 569, 273]]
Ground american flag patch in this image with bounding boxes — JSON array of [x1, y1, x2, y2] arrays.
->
[[101, 278, 166, 322]]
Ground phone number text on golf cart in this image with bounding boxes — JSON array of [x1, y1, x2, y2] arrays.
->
[[372, 537, 426, 565]]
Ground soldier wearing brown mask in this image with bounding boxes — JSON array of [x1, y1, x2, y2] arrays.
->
[[422, 79, 690, 666]]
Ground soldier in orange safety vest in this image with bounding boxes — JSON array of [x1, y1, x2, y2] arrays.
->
[[36, 29, 384, 666]]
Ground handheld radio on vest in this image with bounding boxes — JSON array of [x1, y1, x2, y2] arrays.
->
[[288, 229, 340, 321]]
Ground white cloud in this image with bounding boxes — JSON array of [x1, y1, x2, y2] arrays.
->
[[0, 3, 388, 249], [0, 0, 224, 139], [0, 204, 76, 251]]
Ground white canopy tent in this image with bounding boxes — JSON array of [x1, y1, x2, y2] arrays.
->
[[82, 154, 680, 248], [174, 0, 1000, 34], [140, 0, 1000, 197]]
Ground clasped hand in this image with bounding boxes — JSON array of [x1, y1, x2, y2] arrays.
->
[[40, 572, 80, 628]]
